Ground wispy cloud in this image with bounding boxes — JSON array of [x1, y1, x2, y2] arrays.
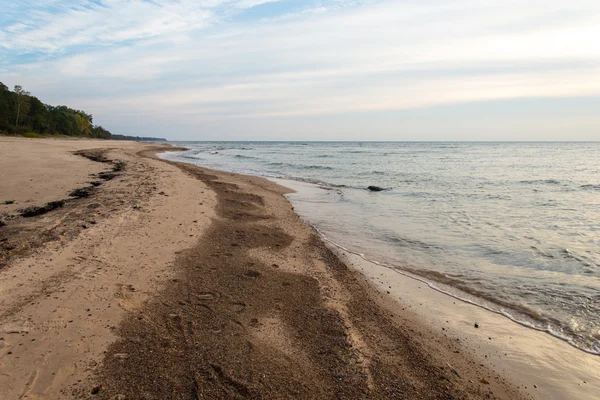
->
[[1, 0, 599, 139], [0, 0, 286, 53]]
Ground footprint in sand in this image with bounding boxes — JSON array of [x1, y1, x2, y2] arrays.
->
[[114, 284, 138, 310], [196, 292, 218, 301], [39, 319, 68, 332]]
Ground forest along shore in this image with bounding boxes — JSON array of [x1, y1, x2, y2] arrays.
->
[[0, 138, 526, 399]]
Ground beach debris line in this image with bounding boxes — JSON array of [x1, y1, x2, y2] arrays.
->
[[18, 200, 65, 217], [72, 149, 111, 163], [97, 171, 119, 181], [69, 186, 95, 198], [72, 148, 126, 181], [112, 160, 125, 172]]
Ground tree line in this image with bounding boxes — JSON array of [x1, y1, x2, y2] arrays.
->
[[1, 82, 116, 139]]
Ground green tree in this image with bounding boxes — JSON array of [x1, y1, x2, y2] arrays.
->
[[0, 83, 118, 140], [0, 82, 11, 126], [14, 85, 31, 127], [29, 96, 49, 133], [74, 113, 92, 136]]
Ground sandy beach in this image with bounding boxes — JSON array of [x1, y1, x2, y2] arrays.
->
[[0, 137, 540, 399]]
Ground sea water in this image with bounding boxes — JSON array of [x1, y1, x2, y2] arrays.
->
[[161, 142, 600, 355]]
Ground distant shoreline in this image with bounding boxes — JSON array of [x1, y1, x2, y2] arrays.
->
[[0, 132, 167, 142]]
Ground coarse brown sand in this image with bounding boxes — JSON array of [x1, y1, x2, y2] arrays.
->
[[0, 138, 528, 399]]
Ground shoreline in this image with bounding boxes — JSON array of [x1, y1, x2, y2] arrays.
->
[[271, 179, 600, 400], [165, 148, 599, 357], [0, 137, 567, 398], [331, 244, 600, 400], [168, 152, 600, 399], [277, 175, 600, 400]]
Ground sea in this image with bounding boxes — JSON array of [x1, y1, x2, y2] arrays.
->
[[161, 142, 600, 355]]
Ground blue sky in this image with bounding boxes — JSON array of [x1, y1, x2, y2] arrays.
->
[[1, 0, 599, 140]]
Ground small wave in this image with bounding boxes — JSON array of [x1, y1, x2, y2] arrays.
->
[[274, 175, 365, 191], [404, 191, 432, 198], [234, 154, 259, 160], [269, 162, 334, 171], [314, 154, 334, 158], [531, 246, 555, 259], [302, 165, 334, 170], [537, 201, 558, 207], [581, 184, 600, 190], [484, 194, 512, 200], [289, 176, 349, 189], [382, 232, 442, 251], [357, 171, 386, 176], [518, 179, 562, 185], [558, 248, 591, 266]]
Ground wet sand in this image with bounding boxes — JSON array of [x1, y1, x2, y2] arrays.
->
[[335, 249, 600, 400], [1, 138, 527, 399]]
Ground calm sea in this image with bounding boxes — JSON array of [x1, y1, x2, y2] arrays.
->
[[161, 142, 600, 354]]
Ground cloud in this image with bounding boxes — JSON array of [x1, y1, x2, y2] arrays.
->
[[0, 0, 286, 53], [2, 0, 600, 139]]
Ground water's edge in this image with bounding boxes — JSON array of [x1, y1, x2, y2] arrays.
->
[[308, 220, 599, 356], [160, 143, 600, 356]]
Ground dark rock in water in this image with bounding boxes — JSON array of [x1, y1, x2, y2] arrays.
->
[[367, 186, 385, 192]]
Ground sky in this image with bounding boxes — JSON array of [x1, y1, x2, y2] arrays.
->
[[1, 0, 599, 141]]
